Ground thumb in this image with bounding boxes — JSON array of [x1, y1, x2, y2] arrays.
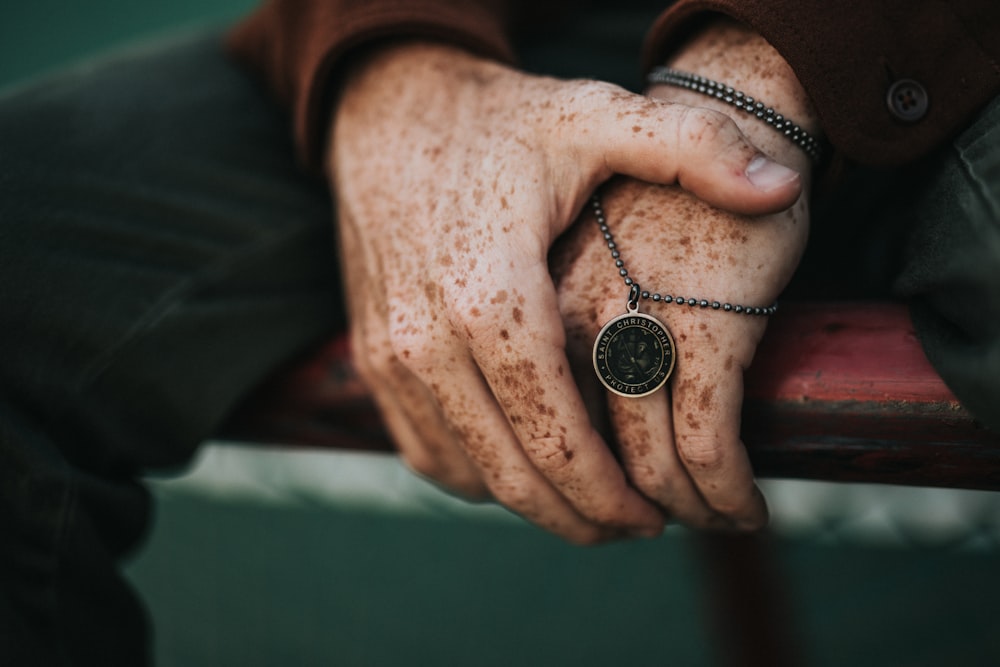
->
[[576, 90, 802, 215]]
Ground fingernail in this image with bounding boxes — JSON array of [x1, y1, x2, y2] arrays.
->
[[745, 154, 799, 192]]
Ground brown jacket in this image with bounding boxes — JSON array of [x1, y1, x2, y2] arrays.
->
[[227, 0, 1000, 169]]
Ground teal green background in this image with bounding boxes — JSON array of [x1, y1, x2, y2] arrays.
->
[[3, 4, 1000, 665], [126, 487, 1000, 667], [0, 0, 255, 87]]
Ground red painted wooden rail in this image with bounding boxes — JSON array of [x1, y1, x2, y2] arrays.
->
[[222, 301, 1000, 491]]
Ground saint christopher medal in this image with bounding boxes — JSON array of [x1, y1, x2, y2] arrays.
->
[[588, 191, 775, 398], [593, 285, 675, 398]]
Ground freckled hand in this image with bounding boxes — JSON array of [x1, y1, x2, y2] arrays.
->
[[329, 32, 810, 541]]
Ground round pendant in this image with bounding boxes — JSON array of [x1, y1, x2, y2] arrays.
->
[[593, 310, 676, 398]]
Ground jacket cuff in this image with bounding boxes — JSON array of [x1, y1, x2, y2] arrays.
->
[[227, 0, 516, 171], [642, 0, 1000, 165]]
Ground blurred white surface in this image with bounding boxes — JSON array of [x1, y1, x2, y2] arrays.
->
[[151, 442, 1000, 550]]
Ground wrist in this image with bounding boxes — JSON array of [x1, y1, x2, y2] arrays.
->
[[334, 39, 507, 133], [647, 19, 820, 177], [330, 40, 509, 176]]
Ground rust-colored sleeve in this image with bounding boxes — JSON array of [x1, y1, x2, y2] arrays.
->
[[226, 0, 516, 170], [643, 0, 1000, 165]]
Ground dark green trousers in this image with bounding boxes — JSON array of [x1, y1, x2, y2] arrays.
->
[[0, 30, 343, 666]]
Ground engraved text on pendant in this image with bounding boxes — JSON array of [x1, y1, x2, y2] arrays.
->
[[593, 311, 676, 398]]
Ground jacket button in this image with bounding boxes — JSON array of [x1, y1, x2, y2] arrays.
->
[[886, 79, 929, 122]]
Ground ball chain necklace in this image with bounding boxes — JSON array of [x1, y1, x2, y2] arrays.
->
[[589, 66, 814, 398], [589, 194, 777, 398]]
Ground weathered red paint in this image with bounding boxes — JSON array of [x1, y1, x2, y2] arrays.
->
[[222, 302, 999, 490], [746, 301, 956, 404]]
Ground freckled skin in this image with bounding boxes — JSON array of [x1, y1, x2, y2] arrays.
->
[[553, 168, 808, 527], [614, 401, 653, 458], [698, 385, 715, 412], [331, 26, 812, 541], [422, 280, 438, 305]]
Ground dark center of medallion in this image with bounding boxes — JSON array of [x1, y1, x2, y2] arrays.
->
[[608, 326, 662, 383], [593, 313, 675, 397]]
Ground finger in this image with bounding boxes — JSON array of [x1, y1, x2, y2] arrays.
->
[[457, 263, 665, 533], [339, 212, 486, 498], [386, 285, 623, 543], [380, 313, 487, 496], [352, 303, 487, 499], [669, 328, 768, 530], [607, 387, 728, 530], [561, 317, 612, 441], [414, 347, 623, 544], [373, 361, 489, 499], [568, 84, 802, 215]]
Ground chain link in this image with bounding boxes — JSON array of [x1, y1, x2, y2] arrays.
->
[[591, 194, 778, 317]]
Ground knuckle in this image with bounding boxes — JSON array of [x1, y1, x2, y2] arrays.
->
[[524, 436, 576, 473], [629, 463, 673, 502], [677, 106, 741, 152], [677, 434, 729, 475]]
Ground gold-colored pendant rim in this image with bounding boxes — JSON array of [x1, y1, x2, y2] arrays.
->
[[592, 310, 676, 398]]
